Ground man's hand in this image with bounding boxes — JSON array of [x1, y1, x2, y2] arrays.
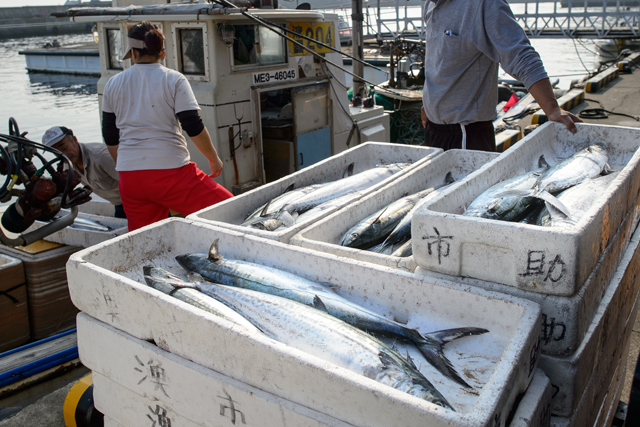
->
[[421, 106, 427, 127], [528, 79, 582, 134], [547, 109, 582, 134], [209, 157, 223, 179]]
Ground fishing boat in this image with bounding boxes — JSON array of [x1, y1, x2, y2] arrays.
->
[[52, 0, 390, 195]]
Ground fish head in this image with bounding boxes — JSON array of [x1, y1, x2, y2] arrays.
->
[[340, 231, 359, 247], [175, 253, 210, 272]]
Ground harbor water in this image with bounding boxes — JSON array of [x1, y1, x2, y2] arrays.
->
[[0, 29, 609, 144]]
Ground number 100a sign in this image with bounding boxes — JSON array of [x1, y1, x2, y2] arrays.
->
[[287, 22, 335, 56]]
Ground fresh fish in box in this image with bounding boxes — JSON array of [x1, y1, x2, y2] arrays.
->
[[463, 169, 548, 221], [143, 266, 259, 332], [340, 188, 433, 250], [152, 273, 456, 410], [242, 182, 328, 224], [535, 144, 609, 193], [176, 241, 488, 388], [379, 173, 456, 253], [282, 163, 406, 215], [537, 172, 619, 227]]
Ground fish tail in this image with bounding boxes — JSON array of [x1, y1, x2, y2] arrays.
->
[[415, 327, 489, 388]]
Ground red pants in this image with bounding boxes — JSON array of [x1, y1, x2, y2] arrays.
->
[[119, 162, 233, 231]]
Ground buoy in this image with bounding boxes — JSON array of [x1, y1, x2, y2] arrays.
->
[[63, 373, 104, 427]]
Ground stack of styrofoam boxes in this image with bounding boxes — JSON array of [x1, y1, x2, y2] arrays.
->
[[67, 218, 544, 427], [0, 243, 82, 340], [0, 254, 29, 353], [409, 122, 640, 426], [187, 141, 442, 243], [289, 149, 499, 272]]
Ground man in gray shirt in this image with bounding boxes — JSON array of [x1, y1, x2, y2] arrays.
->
[[42, 126, 125, 218], [421, 0, 581, 151]]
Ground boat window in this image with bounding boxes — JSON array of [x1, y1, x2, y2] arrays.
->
[[178, 28, 205, 75], [233, 24, 286, 68], [106, 28, 123, 70]]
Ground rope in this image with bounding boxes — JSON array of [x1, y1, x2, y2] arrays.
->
[[579, 99, 640, 121]]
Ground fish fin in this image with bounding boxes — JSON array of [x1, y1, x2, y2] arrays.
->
[[371, 207, 389, 224], [208, 239, 223, 261], [445, 171, 455, 185], [259, 200, 272, 218], [493, 189, 572, 218], [283, 183, 295, 193], [533, 190, 571, 218], [546, 203, 576, 225], [405, 351, 417, 370], [343, 162, 355, 178], [276, 210, 295, 227], [415, 327, 488, 388], [391, 342, 399, 352], [538, 155, 551, 169], [318, 281, 339, 292], [426, 327, 489, 343], [312, 295, 329, 313], [378, 351, 393, 368]]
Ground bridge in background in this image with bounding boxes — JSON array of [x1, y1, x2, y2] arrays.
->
[[318, 0, 640, 41]]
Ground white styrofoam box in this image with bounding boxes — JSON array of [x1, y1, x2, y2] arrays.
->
[[77, 197, 117, 217], [550, 328, 631, 427], [413, 122, 640, 296], [538, 223, 640, 416], [291, 150, 498, 272], [80, 314, 352, 427], [26, 211, 128, 248], [103, 416, 121, 427], [508, 369, 552, 427], [93, 374, 201, 427], [188, 142, 442, 243], [599, 358, 628, 427], [66, 218, 542, 427], [415, 197, 640, 357]]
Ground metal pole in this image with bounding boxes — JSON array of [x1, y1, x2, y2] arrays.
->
[[352, 0, 364, 99]]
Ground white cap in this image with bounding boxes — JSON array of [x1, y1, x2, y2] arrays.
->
[[42, 126, 72, 147]]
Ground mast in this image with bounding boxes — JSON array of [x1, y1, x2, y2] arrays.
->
[[351, 0, 364, 100]]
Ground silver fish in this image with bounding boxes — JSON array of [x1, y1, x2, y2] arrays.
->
[[163, 276, 455, 410], [537, 172, 619, 227], [282, 164, 405, 215], [391, 240, 413, 258], [143, 266, 259, 332], [463, 169, 546, 221], [379, 173, 455, 252], [276, 191, 367, 231], [242, 183, 329, 224], [176, 241, 488, 388], [243, 209, 295, 231], [535, 144, 609, 193], [340, 188, 433, 250], [53, 215, 113, 232]]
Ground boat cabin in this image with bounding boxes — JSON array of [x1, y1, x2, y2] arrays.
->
[[67, 1, 389, 194]]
